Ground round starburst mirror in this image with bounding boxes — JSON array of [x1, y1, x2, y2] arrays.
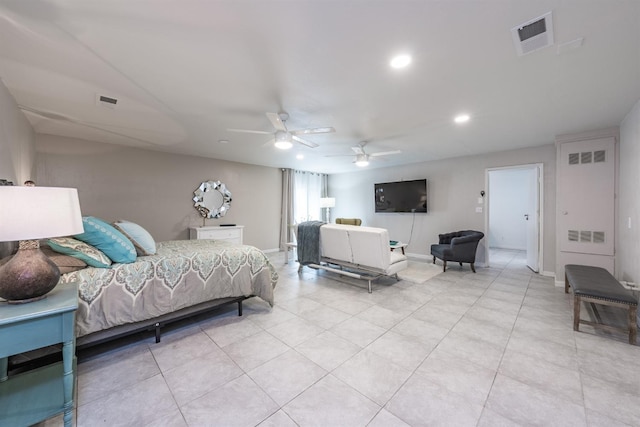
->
[[193, 180, 232, 219]]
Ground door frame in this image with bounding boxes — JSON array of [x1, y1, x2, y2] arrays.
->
[[484, 163, 544, 272]]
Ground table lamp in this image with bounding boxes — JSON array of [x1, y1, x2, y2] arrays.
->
[[319, 197, 335, 223], [0, 186, 83, 303]]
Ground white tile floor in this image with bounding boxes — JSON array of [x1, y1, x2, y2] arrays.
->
[[40, 249, 640, 426]]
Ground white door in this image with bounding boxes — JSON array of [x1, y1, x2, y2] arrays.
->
[[526, 167, 540, 272]]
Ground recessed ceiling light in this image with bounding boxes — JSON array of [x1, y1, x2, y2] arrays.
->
[[390, 54, 412, 69], [296, 154, 304, 160], [218, 139, 229, 144], [454, 114, 470, 124]]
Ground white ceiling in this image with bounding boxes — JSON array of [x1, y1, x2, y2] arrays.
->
[[1, 0, 639, 174]]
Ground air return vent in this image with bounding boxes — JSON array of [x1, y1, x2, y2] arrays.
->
[[511, 11, 554, 56], [95, 93, 118, 109]]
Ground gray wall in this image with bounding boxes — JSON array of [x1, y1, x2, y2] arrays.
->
[[328, 144, 557, 275], [0, 79, 35, 185], [35, 135, 282, 251], [618, 99, 640, 284]]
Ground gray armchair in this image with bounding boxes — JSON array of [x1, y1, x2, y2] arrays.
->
[[430, 230, 484, 273]]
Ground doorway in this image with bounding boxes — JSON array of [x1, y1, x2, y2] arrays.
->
[[485, 164, 543, 273]]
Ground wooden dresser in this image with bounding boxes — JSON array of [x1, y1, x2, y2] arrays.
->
[[189, 225, 244, 244]]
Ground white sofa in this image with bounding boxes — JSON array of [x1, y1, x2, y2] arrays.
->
[[302, 223, 408, 292]]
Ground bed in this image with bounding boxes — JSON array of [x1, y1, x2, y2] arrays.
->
[[57, 239, 278, 347]]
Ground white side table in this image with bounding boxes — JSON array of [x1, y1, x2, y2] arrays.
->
[[390, 242, 408, 254]]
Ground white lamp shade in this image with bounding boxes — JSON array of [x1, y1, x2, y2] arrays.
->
[[0, 187, 84, 241], [319, 197, 336, 208]]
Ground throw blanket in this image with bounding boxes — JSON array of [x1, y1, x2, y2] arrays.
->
[[297, 221, 325, 265]]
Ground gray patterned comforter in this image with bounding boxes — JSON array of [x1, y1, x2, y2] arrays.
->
[[60, 239, 278, 337]]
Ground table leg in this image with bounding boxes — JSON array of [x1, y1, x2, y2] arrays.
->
[[62, 340, 74, 427], [0, 357, 7, 382]]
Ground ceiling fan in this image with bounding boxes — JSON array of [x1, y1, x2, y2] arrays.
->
[[227, 112, 334, 149], [329, 141, 401, 167]]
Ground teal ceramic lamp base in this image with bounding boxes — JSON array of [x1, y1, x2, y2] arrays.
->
[[0, 240, 60, 304]]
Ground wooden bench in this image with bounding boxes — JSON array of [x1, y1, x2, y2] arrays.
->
[[564, 264, 638, 345]]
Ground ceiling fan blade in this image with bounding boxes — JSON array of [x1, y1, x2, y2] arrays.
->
[[292, 135, 319, 148], [370, 150, 402, 157], [290, 127, 335, 135], [351, 145, 365, 155], [262, 139, 276, 147], [227, 128, 272, 135], [266, 112, 287, 131], [324, 154, 355, 157]]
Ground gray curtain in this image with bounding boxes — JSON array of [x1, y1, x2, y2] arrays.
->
[[279, 168, 294, 251], [321, 174, 328, 198]]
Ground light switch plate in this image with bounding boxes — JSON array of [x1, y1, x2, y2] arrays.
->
[[475, 207, 483, 213]]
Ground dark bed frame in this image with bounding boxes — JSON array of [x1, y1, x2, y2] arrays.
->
[[76, 295, 250, 350], [8, 295, 251, 374]]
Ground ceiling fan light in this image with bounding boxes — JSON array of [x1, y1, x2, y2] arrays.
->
[[274, 140, 293, 150], [274, 130, 293, 149], [355, 154, 369, 167]]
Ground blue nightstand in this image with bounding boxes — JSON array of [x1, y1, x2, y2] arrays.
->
[[0, 283, 78, 427]]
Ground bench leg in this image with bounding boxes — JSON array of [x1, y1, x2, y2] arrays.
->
[[470, 263, 476, 273], [443, 260, 447, 272], [629, 305, 638, 345], [573, 295, 581, 332], [565, 274, 569, 294]]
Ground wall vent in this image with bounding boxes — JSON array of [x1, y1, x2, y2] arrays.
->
[[95, 93, 118, 109], [511, 11, 554, 56], [568, 150, 606, 165], [567, 230, 605, 243]]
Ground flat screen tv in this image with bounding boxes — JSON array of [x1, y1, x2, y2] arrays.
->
[[374, 179, 427, 213]]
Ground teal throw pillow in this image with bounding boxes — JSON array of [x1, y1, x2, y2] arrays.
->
[[47, 237, 112, 268], [113, 220, 157, 256], [74, 216, 137, 263]]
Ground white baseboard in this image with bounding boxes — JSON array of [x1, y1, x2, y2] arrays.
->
[[263, 248, 280, 254]]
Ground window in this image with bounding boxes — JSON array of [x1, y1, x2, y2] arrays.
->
[[292, 170, 327, 223]]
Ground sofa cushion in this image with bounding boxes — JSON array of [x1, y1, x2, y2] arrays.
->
[[320, 224, 353, 262], [349, 226, 391, 270]]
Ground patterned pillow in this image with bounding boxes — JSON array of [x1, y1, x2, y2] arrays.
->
[[112, 220, 156, 256], [74, 216, 137, 263], [40, 246, 87, 274], [47, 237, 112, 268]]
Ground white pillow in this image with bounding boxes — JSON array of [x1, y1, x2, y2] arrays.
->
[[113, 220, 157, 256]]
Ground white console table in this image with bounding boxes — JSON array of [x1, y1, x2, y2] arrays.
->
[[189, 225, 244, 244]]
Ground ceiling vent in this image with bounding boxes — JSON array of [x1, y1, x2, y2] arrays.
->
[[95, 93, 118, 109], [511, 11, 554, 56]]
